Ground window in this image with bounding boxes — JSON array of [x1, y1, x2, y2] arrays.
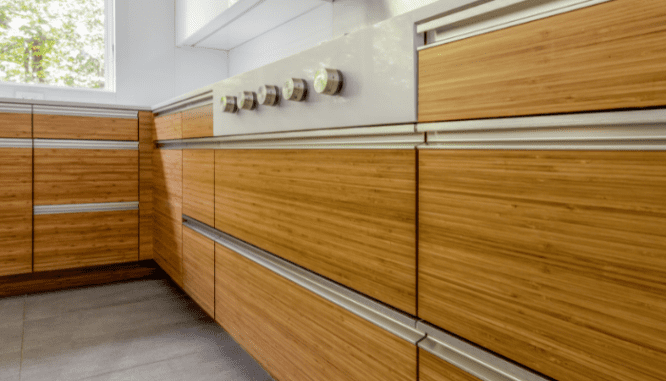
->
[[0, 0, 115, 90]]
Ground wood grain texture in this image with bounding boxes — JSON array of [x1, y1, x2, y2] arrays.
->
[[154, 113, 182, 141], [152, 149, 183, 286], [215, 150, 417, 314], [33, 114, 137, 140], [139, 111, 154, 260], [34, 210, 138, 272], [183, 226, 214, 317], [418, 0, 666, 122], [182, 105, 213, 139], [420, 350, 482, 381], [215, 243, 417, 381], [34, 148, 139, 205], [0, 148, 32, 276], [0, 260, 160, 298], [183, 150, 214, 226], [0, 112, 32, 138], [419, 150, 666, 381]]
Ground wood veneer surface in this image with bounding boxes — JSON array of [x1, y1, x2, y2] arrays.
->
[[34, 210, 138, 272], [0, 112, 31, 138], [418, 0, 666, 122], [182, 105, 213, 139], [419, 350, 482, 381], [154, 113, 182, 141], [418, 150, 666, 381], [34, 149, 138, 205], [215, 149, 417, 314], [0, 148, 32, 276], [183, 226, 214, 317], [215, 244, 417, 381], [183, 150, 214, 226], [33, 114, 137, 140], [138, 111, 154, 260]]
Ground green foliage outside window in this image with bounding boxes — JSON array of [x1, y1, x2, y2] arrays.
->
[[0, 0, 106, 89]]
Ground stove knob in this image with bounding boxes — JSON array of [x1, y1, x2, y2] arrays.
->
[[283, 78, 307, 102], [238, 91, 257, 110], [221, 96, 237, 113], [258, 85, 279, 106], [314, 68, 343, 95]]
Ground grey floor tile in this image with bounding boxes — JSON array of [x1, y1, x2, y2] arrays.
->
[[0, 320, 23, 381], [24, 279, 180, 322], [0, 295, 25, 323]]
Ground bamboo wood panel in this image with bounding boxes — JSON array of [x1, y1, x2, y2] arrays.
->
[[0, 112, 31, 138], [418, 0, 666, 122], [154, 113, 182, 141], [182, 105, 213, 139], [215, 244, 417, 381], [183, 150, 214, 226], [138, 111, 154, 260], [420, 350, 482, 381], [33, 114, 137, 140], [419, 150, 666, 381], [183, 226, 214, 317], [34, 210, 138, 272], [152, 149, 183, 286], [34, 149, 138, 205], [0, 148, 32, 276], [215, 150, 417, 314]]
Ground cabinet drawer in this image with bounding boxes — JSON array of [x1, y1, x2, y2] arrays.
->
[[183, 150, 214, 226], [0, 147, 33, 276], [34, 210, 138, 272], [420, 350, 481, 381], [183, 226, 214, 317], [418, 0, 666, 122], [182, 105, 213, 139], [0, 104, 31, 138], [215, 149, 416, 314], [215, 243, 417, 381], [419, 150, 666, 381], [154, 113, 182, 141], [34, 149, 138, 205], [34, 114, 137, 141]]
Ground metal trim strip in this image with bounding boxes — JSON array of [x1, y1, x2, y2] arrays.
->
[[0, 103, 32, 114], [33, 105, 137, 119], [34, 139, 139, 150], [34, 202, 139, 215], [182, 215, 425, 344], [417, 322, 547, 381], [153, 92, 214, 116], [0, 138, 32, 148]]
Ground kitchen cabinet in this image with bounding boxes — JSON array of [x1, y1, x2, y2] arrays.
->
[[182, 105, 213, 139], [215, 243, 417, 381], [418, 150, 666, 381], [183, 150, 214, 226], [419, 350, 481, 381], [154, 112, 182, 141], [183, 226, 214, 317], [215, 149, 417, 314], [138, 111, 154, 260], [0, 104, 31, 138], [418, 0, 666, 122], [33, 111, 138, 140]]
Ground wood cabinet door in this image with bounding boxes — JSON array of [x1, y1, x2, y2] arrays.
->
[[182, 105, 213, 139], [0, 107, 31, 138], [33, 115, 137, 140], [419, 350, 482, 381], [183, 150, 214, 226], [419, 150, 666, 381], [418, 0, 666, 122], [215, 243, 417, 381], [0, 148, 33, 276], [183, 226, 214, 317], [215, 149, 417, 314], [154, 113, 182, 141]]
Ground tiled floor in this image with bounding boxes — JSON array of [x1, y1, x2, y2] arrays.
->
[[0, 279, 273, 381]]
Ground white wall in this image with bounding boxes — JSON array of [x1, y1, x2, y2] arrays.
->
[[175, 0, 231, 46], [0, 0, 228, 108]]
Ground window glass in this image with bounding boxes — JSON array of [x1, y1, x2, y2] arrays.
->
[[0, 0, 109, 89]]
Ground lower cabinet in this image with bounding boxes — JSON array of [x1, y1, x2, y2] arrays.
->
[[34, 210, 138, 271], [419, 350, 481, 381], [183, 226, 214, 317], [215, 243, 417, 381]]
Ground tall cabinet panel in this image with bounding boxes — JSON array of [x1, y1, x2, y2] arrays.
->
[[183, 150, 214, 226]]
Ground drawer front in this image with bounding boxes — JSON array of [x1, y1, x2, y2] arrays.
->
[[183, 150, 214, 226], [154, 113, 182, 141], [183, 226, 214, 317], [419, 150, 666, 381], [33, 114, 137, 140], [418, 0, 666, 122], [215, 149, 417, 314], [34, 149, 138, 205], [182, 105, 213, 139], [420, 350, 481, 381], [0, 113, 31, 138], [0, 148, 33, 276], [215, 243, 417, 381], [34, 210, 138, 272]]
